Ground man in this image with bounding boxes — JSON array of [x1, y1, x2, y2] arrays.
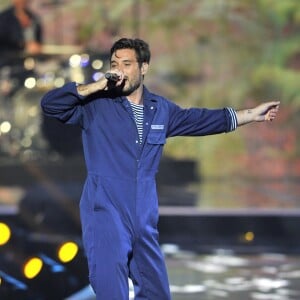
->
[[41, 38, 280, 299], [0, 0, 43, 55]]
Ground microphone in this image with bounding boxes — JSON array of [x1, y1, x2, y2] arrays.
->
[[105, 73, 120, 82]]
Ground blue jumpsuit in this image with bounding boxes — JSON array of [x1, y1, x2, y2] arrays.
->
[[41, 82, 237, 299]]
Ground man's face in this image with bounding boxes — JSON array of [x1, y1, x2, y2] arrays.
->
[[110, 48, 147, 95]]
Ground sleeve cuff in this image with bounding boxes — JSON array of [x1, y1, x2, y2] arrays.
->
[[226, 107, 238, 132]]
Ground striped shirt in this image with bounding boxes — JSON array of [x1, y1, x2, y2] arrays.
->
[[130, 102, 144, 144]]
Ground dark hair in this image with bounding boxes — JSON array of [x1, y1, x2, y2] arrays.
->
[[110, 38, 151, 66]]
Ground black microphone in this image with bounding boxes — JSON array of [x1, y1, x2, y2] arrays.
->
[[105, 73, 120, 82]]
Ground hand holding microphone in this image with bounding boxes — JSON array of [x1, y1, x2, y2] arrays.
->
[[77, 70, 124, 96], [104, 70, 124, 84], [105, 72, 120, 82]]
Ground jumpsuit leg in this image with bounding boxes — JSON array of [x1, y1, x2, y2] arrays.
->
[[80, 186, 133, 300], [92, 210, 131, 300], [129, 229, 171, 300], [129, 177, 171, 299]]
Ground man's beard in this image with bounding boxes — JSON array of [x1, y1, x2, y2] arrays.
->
[[113, 79, 141, 96]]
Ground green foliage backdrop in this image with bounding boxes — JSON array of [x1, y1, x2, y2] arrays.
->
[[54, 0, 300, 178], [2, 0, 300, 179]]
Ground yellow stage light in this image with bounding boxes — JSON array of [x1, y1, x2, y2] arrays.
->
[[23, 257, 43, 279], [58, 242, 79, 263], [0, 222, 11, 246], [244, 231, 255, 242]]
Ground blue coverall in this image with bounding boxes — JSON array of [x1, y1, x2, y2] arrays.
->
[[41, 82, 237, 299]]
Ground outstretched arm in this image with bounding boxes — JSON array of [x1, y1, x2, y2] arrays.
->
[[236, 101, 280, 126]]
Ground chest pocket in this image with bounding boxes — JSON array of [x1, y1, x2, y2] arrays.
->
[[147, 130, 166, 145]]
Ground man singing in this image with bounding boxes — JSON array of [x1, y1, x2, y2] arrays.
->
[[41, 38, 280, 300]]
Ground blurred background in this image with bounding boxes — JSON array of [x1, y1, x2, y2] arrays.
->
[[0, 0, 300, 299]]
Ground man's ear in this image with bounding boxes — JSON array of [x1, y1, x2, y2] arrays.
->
[[141, 62, 149, 75]]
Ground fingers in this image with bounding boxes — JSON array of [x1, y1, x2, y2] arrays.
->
[[268, 101, 280, 106], [264, 105, 280, 121]]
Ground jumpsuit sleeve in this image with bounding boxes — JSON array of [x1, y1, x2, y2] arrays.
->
[[166, 100, 238, 137], [40, 82, 93, 129]]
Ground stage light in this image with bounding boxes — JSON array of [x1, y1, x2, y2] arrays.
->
[[23, 257, 43, 280], [92, 72, 104, 81], [80, 54, 90, 67], [24, 57, 35, 70], [57, 241, 79, 263], [0, 121, 11, 134], [0, 222, 11, 246], [69, 54, 81, 68], [24, 77, 36, 89], [92, 59, 103, 70], [244, 231, 255, 242], [54, 77, 65, 87]]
